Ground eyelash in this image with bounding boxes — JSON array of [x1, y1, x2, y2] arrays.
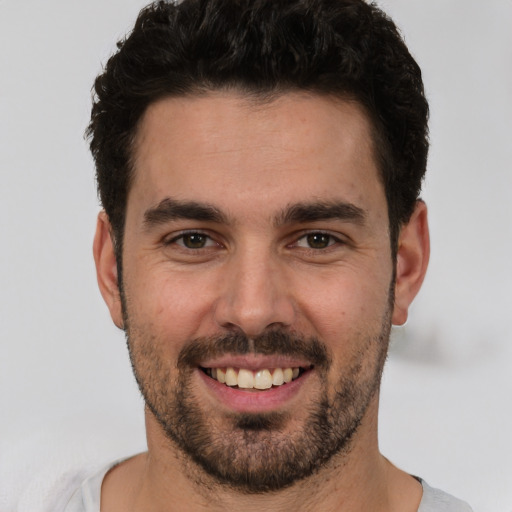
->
[[164, 230, 345, 252], [292, 232, 343, 250], [164, 230, 219, 250]]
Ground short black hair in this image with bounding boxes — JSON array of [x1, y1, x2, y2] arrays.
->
[[87, 0, 429, 258]]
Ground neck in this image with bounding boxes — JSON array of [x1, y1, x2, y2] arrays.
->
[[101, 399, 422, 512]]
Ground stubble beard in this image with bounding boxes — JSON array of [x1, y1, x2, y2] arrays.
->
[[122, 297, 392, 493]]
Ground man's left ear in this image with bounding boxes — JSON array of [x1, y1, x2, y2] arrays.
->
[[392, 201, 430, 326]]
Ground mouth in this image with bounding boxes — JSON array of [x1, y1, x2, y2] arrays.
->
[[200, 365, 312, 391], [196, 354, 316, 412]]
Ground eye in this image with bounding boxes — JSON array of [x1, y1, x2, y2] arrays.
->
[[295, 232, 338, 249], [170, 232, 217, 249]]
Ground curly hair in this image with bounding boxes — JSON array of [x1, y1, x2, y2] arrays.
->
[[87, 0, 429, 258]]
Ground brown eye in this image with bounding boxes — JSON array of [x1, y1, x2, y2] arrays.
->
[[178, 233, 210, 249], [305, 233, 333, 249]]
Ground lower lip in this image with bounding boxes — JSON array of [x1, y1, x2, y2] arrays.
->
[[197, 368, 312, 413]]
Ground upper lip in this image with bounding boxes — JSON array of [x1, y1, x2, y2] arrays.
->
[[199, 354, 313, 371]]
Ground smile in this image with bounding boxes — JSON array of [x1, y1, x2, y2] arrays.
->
[[201, 366, 310, 390]]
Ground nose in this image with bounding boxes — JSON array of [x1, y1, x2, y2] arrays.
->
[[213, 247, 296, 337]]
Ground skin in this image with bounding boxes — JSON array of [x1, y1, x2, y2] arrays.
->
[[94, 92, 429, 511]]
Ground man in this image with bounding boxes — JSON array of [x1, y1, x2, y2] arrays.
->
[[67, 0, 472, 510]]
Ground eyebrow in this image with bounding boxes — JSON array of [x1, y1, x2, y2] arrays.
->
[[143, 197, 366, 230], [276, 201, 367, 226], [143, 198, 228, 228]]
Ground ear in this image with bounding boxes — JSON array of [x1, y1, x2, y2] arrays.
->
[[392, 201, 430, 326], [93, 210, 124, 329]]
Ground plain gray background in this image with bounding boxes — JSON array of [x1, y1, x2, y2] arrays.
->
[[1, 1, 511, 510]]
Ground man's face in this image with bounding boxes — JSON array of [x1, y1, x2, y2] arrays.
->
[[116, 93, 396, 491]]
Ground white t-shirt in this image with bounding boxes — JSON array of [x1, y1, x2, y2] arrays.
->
[[61, 460, 474, 512]]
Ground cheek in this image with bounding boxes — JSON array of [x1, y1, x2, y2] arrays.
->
[[295, 267, 392, 341], [125, 264, 220, 345]]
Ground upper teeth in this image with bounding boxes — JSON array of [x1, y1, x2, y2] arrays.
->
[[206, 367, 301, 390]]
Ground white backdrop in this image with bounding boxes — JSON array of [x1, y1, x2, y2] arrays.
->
[[0, 1, 510, 510]]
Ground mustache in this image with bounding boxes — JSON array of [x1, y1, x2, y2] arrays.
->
[[177, 329, 331, 370]]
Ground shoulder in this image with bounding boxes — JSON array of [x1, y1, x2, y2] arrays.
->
[[1, 460, 120, 512], [0, 411, 146, 512], [418, 479, 474, 512], [62, 461, 117, 512]]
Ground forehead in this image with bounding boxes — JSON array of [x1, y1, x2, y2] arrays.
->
[[130, 92, 385, 222]]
